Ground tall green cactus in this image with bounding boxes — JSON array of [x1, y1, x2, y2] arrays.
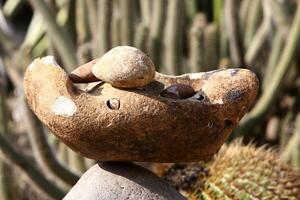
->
[[203, 23, 219, 71], [120, 0, 135, 45], [163, 0, 184, 75], [97, 0, 112, 56], [189, 13, 206, 72], [148, 0, 167, 68]]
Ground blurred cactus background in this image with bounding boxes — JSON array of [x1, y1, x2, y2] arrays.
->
[[0, 0, 300, 199]]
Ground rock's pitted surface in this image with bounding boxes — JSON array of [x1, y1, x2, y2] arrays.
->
[[64, 162, 186, 200]]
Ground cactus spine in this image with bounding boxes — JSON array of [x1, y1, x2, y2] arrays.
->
[[159, 142, 300, 200]]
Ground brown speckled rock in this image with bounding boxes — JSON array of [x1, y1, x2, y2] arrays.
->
[[24, 55, 258, 162], [92, 46, 155, 88], [64, 162, 186, 200]]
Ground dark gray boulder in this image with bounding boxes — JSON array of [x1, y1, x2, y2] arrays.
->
[[64, 162, 186, 200]]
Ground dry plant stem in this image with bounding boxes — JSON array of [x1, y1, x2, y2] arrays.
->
[[291, 129, 300, 168], [189, 14, 206, 72], [4, 56, 79, 186], [245, 0, 272, 65], [120, 0, 134, 45], [46, 34, 56, 56], [164, 0, 184, 75], [67, 149, 86, 173], [0, 131, 65, 199], [56, 0, 76, 41], [235, 2, 300, 138], [75, 0, 90, 44], [0, 33, 13, 56], [23, 101, 80, 186], [279, 111, 293, 152], [48, 132, 60, 151], [263, 32, 284, 91], [28, 0, 77, 71], [239, 0, 251, 34], [244, 0, 262, 48], [185, 0, 197, 23], [269, 0, 291, 37], [148, 0, 166, 68], [21, 12, 45, 51], [134, 23, 148, 52], [31, 34, 49, 57], [213, 0, 222, 24], [3, 0, 25, 18], [97, 0, 112, 56], [139, 0, 152, 26], [0, 8, 17, 42], [280, 113, 300, 166], [203, 24, 219, 71], [111, 10, 121, 47], [224, 0, 245, 66], [77, 42, 93, 64], [58, 142, 69, 164], [86, 0, 98, 43], [219, 5, 229, 58], [0, 94, 11, 200]]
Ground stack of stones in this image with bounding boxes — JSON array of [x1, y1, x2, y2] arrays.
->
[[24, 47, 260, 200], [65, 47, 187, 199]]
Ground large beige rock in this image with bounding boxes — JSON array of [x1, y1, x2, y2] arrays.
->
[[64, 162, 186, 200]]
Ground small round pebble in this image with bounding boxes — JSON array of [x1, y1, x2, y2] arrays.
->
[[64, 162, 186, 200], [161, 84, 196, 99], [92, 46, 155, 88]]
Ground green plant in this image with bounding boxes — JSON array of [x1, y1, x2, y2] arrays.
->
[[159, 141, 300, 200]]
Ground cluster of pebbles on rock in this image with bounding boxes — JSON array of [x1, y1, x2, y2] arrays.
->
[[24, 46, 259, 200]]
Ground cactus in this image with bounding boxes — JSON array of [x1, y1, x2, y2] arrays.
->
[[244, 0, 262, 48], [134, 23, 149, 52], [22, 100, 80, 186], [75, 0, 90, 44], [245, 0, 272, 65], [281, 113, 300, 169], [0, 92, 11, 200], [203, 23, 219, 71], [159, 142, 300, 200], [120, 0, 135, 45], [189, 13, 206, 72], [224, 0, 245, 66], [196, 143, 300, 200], [139, 0, 152, 26], [111, 5, 121, 47], [28, 0, 77, 71], [147, 0, 167, 68], [96, 0, 112, 56], [68, 149, 87, 174], [234, 1, 300, 138], [163, 0, 184, 75], [263, 32, 284, 91]]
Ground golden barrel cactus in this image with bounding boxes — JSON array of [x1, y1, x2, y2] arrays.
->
[[157, 142, 300, 200]]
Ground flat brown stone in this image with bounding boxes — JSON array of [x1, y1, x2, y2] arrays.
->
[[24, 55, 258, 162]]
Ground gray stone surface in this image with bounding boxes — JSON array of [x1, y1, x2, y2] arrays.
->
[[64, 162, 186, 200]]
